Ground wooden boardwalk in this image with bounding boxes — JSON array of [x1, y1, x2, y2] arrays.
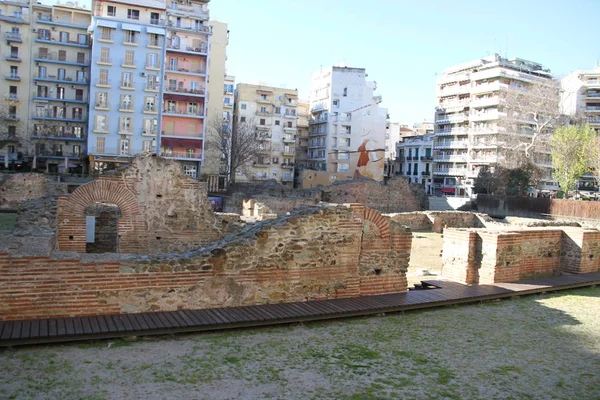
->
[[1, 272, 599, 347]]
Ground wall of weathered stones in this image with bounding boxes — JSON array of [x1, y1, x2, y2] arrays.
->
[[387, 211, 487, 232], [0, 204, 412, 321], [0, 173, 68, 210], [56, 155, 230, 255], [442, 227, 600, 284], [227, 177, 426, 216]]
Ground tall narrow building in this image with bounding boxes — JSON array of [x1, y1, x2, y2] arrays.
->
[[308, 66, 387, 182], [1, 0, 31, 169], [88, 0, 167, 172], [30, 1, 91, 173], [434, 54, 558, 196], [233, 83, 297, 185]]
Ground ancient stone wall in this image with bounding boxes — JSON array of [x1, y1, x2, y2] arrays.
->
[[56, 155, 228, 255], [388, 212, 433, 231], [227, 177, 426, 216], [0, 204, 412, 321], [0, 173, 67, 210], [387, 211, 487, 232], [442, 227, 600, 284]]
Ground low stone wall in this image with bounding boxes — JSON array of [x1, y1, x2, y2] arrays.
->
[[442, 227, 600, 284], [228, 177, 426, 216], [0, 173, 68, 210], [389, 212, 433, 231], [387, 211, 487, 232], [0, 204, 412, 321]]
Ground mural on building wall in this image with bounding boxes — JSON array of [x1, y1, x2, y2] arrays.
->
[[352, 138, 385, 181]]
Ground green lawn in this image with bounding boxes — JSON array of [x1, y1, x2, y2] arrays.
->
[[1, 287, 599, 400]]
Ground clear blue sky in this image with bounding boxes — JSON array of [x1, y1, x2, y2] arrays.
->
[[54, 0, 600, 124]]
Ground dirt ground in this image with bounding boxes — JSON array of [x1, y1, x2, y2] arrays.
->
[[1, 287, 599, 400], [407, 232, 444, 287]]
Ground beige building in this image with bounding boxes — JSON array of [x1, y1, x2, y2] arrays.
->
[[295, 99, 309, 167], [1, 0, 31, 168], [233, 84, 298, 185], [30, 1, 91, 172]]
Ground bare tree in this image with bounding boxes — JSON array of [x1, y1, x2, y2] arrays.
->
[[206, 115, 261, 187], [0, 99, 28, 166]]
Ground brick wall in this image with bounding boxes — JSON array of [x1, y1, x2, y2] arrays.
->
[[442, 227, 600, 284], [56, 155, 226, 255], [0, 204, 412, 321]]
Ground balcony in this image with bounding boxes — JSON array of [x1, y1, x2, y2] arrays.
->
[[166, 42, 208, 55], [309, 115, 328, 125], [435, 113, 468, 124], [251, 175, 268, 181], [282, 149, 295, 156], [162, 108, 204, 118], [162, 150, 203, 161], [35, 36, 89, 48], [471, 141, 498, 148], [223, 103, 233, 109], [421, 171, 431, 176], [6, 94, 19, 102], [37, 150, 83, 158], [433, 168, 467, 176], [253, 162, 270, 167], [32, 112, 85, 123], [284, 113, 297, 119], [5, 53, 21, 62], [35, 53, 89, 67], [470, 110, 501, 121], [5, 32, 22, 42], [434, 155, 467, 162], [167, 22, 211, 34], [308, 129, 327, 137], [34, 75, 88, 85], [281, 163, 294, 169], [420, 155, 433, 161], [282, 175, 294, 182], [583, 79, 600, 88], [308, 143, 326, 149], [33, 96, 87, 104], [4, 114, 19, 121], [32, 132, 86, 141], [585, 105, 600, 112], [437, 84, 471, 97], [143, 105, 158, 114], [255, 133, 272, 141], [5, 73, 21, 81], [282, 137, 295, 144], [142, 129, 157, 136], [436, 128, 467, 136], [0, 14, 26, 24], [469, 155, 501, 163], [165, 65, 207, 76], [166, 3, 210, 19], [470, 96, 500, 108], [36, 16, 89, 30], [164, 85, 206, 97], [434, 140, 469, 149]]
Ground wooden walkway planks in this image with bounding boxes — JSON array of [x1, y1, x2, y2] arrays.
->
[[1, 272, 599, 347]]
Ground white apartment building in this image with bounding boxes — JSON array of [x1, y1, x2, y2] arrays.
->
[[308, 66, 387, 181], [434, 54, 558, 196], [395, 133, 434, 194]]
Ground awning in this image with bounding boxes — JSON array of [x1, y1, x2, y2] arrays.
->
[[161, 137, 203, 149], [146, 26, 165, 35], [257, 89, 273, 94], [441, 188, 456, 195], [284, 93, 298, 98], [121, 23, 141, 32], [96, 19, 118, 28]]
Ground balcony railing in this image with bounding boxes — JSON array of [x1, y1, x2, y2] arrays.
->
[[32, 132, 85, 140], [5, 53, 21, 61], [433, 168, 467, 176], [36, 53, 88, 64], [168, 22, 211, 33], [166, 42, 209, 54], [5, 114, 19, 121], [123, 36, 139, 45], [166, 65, 207, 74], [434, 140, 469, 149], [165, 85, 206, 95], [5, 73, 21, 81], [5, 32, 22, 42], [309, 115, 328, 124], [167, 3, 210, 19], [6, 94, 19, 101], [162, 108, 204, 116], [162, 150, 203, 159]]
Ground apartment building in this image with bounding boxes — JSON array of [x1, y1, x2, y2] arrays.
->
[[413, 121, 434, 135], [161, 0, 211, 177], [1, 0, 31, 168], [308, 66, 387, 181], [295, 99, 309, 164], [395, 133, 434, 194], [560, 67, 600, 192], [233, 84, 298, 185], [434, 54, 557, 196], [30, 2, 91, 172], [87, 0, 167, 171]]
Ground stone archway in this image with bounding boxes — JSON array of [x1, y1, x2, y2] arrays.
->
[[56, 179, 147, 253], [359, 208, 392, 276], [84, 203, 122, 253]]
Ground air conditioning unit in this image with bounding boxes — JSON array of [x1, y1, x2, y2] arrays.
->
[[140, 72, 146, 77]]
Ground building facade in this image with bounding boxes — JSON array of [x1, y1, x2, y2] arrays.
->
[[1, 0, 31, 169], [434, 54, 558, 197], [233, 83, 297, 185], [395, 133, 434, 194], [308, 66, 387, 181], [30, 1, 91, 172]]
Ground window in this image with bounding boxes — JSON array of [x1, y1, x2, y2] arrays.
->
[[343, 87, 347, 97], [120, 139, 130, 155], [124, 30, 136, 44], [260, 94, 267, 100], [73, 126, 83, 138], [120, 117, 132, 133], [224, 97, 231, 104], [147, 75, 159, 91], [99, 48, 110, 65], [75, 89, 84, 101], [149, 33, 160, 47], [260, 106, 267, 113], [96, 92, 108, 108], [100, 27, 112, 41], [73, 108, 82, 120], [275, 120, 280, 126], [107, 5, 116, 16], [259, 118, 265, 125], [121, 72, 132, 88], [95, 115, 107, 132], [77, 52, 85, 63], [59, 31, 69, 42], [183, 165, 197, 178], [147, 53, 158, 68], [99, 69, 109, 86], [120, 94, 133, 111], [144, 97, 155, 112], [274, 107, 281, 114], [76, 71, 85, 82], [57, 68, 66, 80], [240, 103, 247, 110], [124, 50, 134, 65], [78, 34, 88, 45], [333, 99, 339, 107], [287, 121, 293, 128], [127, 9, 139, 20], [143, 140, 153, 152], [240, 116, 246, 123], [338, 163, 349, 172], [272, 157, 279, 164], [338, 152, 349, 160], [143, 118, 156, 135], [150, 12, 160, 24], [57, 87, 65, 100]]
